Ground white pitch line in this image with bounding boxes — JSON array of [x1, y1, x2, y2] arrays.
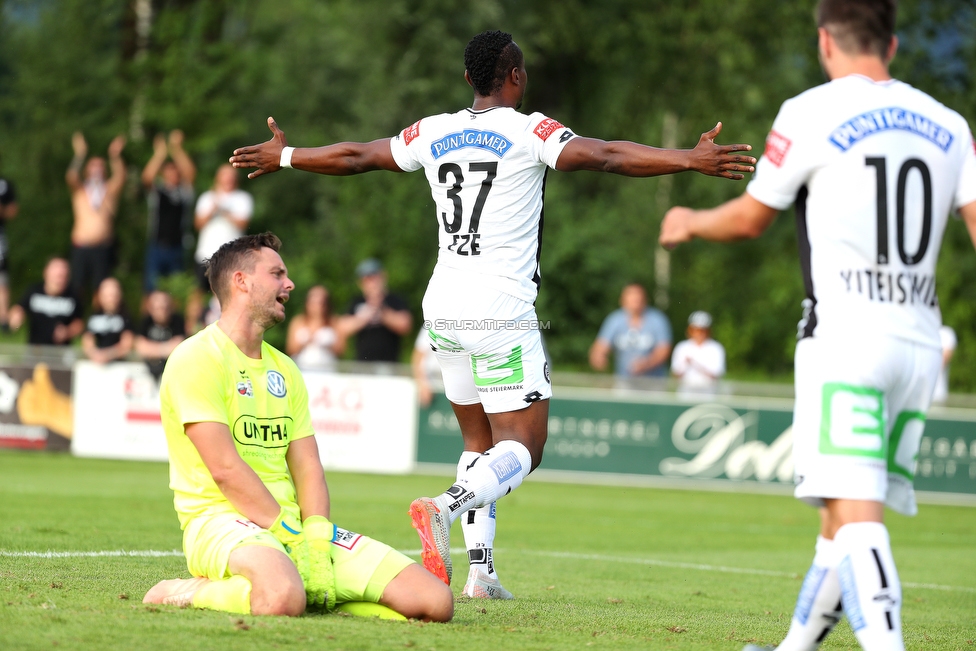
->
[[0, 550, 183, 558], [4, 548, 974, 594], [516, 550, 976, 594]]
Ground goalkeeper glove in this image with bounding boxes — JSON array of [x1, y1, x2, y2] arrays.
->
[[303, 515, 337, 611], [269, 509, 310, 584]]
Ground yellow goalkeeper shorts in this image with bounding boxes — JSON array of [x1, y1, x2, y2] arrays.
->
[[183, 514, 413, 603], [183, 512, 285, 579], [331, 526, 414, 603]]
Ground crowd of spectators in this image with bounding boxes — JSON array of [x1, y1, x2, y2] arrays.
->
[[0, 135, 960, 402]]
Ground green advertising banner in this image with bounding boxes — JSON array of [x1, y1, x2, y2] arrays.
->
[[418, 388, 976, 498]]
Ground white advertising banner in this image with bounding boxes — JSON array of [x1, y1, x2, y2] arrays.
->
[[71, 361, 168, 461], [303, 372, 418, 474], [71, 362, 418, 474]]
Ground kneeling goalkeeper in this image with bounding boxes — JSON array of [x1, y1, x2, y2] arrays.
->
[[143, 232, 452, 621]]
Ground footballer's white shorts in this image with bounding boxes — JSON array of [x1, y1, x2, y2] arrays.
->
[[421, 271, 551, 414], [792, 334, 941, 516]]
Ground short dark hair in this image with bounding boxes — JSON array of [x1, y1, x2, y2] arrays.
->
[[464, 30, 524, 97], [817, 0, 897, 58], [205, 232, 282, 303]]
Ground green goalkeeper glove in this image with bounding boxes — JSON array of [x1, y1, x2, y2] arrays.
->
[[302, 515, 337, 611], [269, 509, 310, 584]]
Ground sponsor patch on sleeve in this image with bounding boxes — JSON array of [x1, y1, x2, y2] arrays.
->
[[533, 118, 565, 142], [764, 130, 792, 167], [403, 120, 421, 146]]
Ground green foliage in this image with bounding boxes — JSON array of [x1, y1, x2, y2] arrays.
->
[[2, 450, 975, 650], [0, 0, 974, 385]]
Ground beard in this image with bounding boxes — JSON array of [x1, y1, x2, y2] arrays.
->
[[249, 299, 285, 330]]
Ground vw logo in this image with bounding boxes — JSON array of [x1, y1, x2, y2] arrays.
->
[[267, 371, 287, 398]]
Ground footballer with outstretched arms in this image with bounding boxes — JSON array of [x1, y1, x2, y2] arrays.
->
[[143, 232, 452, 622], [660, 1, 976, 650], [230, 29, 756, 599]]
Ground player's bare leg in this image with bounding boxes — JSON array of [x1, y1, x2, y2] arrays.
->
[[143, 577, 211, 607], [378, 563, 454, 621], [226, 544, 306, 616], [142, 546, 304, 616], [410, 400, 547, 589]]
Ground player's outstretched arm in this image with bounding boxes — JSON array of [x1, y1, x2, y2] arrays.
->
[[659, 192, 779, 249], [556, 122, 756, 179], [230, 117, 402, 179]]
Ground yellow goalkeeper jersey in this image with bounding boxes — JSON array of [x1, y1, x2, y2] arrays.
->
[[160, 323, 315, 529]]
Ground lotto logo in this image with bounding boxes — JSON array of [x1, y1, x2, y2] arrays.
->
[[533, 118, 564, 141], [403, 120, 421, 146], [764, 130, 791, 167]]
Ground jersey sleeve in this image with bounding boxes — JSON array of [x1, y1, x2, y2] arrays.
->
[[70, 295, 84, 321], [194, 191, 215, 218], [670, 342, 689, 374], [389, 118, 426, 172], [649, 310, 673, 345], [953, 130, 976, 210], [17, 287, 33, 311], [283, 357, 315, 443], [526, 113, 578, 169], [707, 342, 727, 377], [233, 191, 254, 221], [746, 98, 819, 210], [164, 344, 230, 428], [596, 311, 620, 344]]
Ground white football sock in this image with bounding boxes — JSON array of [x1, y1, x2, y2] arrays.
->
[[436, 440, 532, 525], [777, 536, 844, 651], [835, 522, 904, 651], [457, 451, 499, 578]]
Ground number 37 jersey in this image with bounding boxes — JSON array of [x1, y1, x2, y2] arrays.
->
[[390, 107, 576, 303], [747, 74, 976, 349]]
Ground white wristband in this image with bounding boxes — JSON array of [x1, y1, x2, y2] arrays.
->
[[279, 146, 295, 169]]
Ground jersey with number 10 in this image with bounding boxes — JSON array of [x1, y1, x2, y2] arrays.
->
[[747, 74, 976, 349], [389, 107, 577, 303]]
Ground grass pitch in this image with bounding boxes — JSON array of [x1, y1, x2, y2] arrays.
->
[[0, 450, 973, 651]]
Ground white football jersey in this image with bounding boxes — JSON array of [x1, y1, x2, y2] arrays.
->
[[747, 74, 976, 349], [390, 107, 577, 302]]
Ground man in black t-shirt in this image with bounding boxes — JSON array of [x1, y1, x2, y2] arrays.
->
[[0, 175, 18, 325], [9, 258, 84, 345], [344, 258, 412, 362], [141, 131, 196, 292], [135, 289, 186, 379]]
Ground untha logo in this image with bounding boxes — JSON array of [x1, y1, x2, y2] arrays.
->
[[267, 370, 287, 398]]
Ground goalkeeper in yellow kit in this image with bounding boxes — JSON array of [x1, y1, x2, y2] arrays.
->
[[142, 232, 453, 621]]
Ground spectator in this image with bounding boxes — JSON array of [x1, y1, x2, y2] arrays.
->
[[589, 283, 672, 378], [188, 164, 253, 331], [82, 277, 134, 364], [670, 310, 726, 396], [0, 171, 18, 326], [285, 284, 344, 372], [343, 258, 412, 363], [135, 289, 186, 380], [412, 326, 443, 408], [65, 132, 126, 301], [931, 324, 957, 405], [141, 130, 195, 293], [8, 257, 84, 346]]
